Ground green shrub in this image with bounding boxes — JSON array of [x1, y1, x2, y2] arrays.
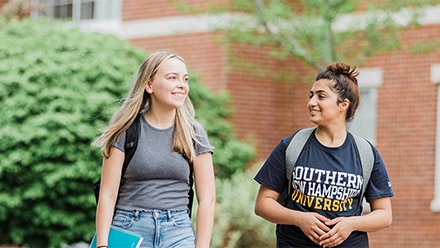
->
[[210, 165, 276, 248], [0, 17, 254, 247], [0, 17, 144, 247]]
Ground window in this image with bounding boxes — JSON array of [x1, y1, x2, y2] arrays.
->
[[32, 0, 121, 21], [348, 68, 383, 145], [349, 87, 378, 144], [431, 64, 440, 212]]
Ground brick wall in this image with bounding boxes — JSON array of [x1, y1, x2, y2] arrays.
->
[[0, 0, 9, 7], [365, 24, 440, 247], [130, 32, 228, 92], [122, 0, 228, 21], [225, 44, 317, 159]]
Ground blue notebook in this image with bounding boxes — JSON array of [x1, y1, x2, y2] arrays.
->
[[89, 226, 144, 248]]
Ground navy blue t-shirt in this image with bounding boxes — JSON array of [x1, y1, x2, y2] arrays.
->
[[254, 130, 393, 247]]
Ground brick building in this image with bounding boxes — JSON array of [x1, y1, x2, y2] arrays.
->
[[3, 0, 440, 247]]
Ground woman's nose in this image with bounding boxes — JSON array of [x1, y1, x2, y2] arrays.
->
[[176, 80, 184, 88]]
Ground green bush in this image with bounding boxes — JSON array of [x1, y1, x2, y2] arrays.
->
[[0, 18, 254, 247], [210, 165, 276, 248]]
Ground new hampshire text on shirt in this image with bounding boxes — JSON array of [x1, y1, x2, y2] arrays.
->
[[290, 166, 363, 212]]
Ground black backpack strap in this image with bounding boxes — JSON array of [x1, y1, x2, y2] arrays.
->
[[93, 114, 141, 203], [188, 161, 194, 217], [120, 114, 141, 185]]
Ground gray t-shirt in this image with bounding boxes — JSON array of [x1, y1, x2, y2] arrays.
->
[[114, 115, 212, 211]]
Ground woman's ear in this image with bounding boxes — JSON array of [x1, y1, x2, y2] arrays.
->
[[145, 81, 153, 94], [339, 99, 350, 111]]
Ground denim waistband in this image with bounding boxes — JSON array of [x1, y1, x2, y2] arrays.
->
[[115, 208, 189, 219]]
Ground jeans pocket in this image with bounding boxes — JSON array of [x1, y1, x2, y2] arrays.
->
[[112, 210, 135, 229], [171, 212, 192, 228]]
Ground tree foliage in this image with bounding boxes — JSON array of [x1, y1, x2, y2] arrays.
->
[[187, 0, 440, 71], [210, 166, 276, 248], [0, 18, 254, 247]]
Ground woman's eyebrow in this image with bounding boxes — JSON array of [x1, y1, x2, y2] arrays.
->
[[165, 72, 189, 76], [310, 89, 327, 94]]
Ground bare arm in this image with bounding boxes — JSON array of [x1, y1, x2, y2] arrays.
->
[[353, 197, 392, 232], [193, 152, 216, 248], [255, 185, 331, 245], [95, 148, 124, 247], [319, 197, 392, 247]]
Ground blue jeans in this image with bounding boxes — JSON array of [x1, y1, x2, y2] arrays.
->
[[112, 208, 195, 248]]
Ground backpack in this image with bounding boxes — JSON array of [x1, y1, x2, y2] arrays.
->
[[280, 127, 375, 209], [93, 114, 195, 216]]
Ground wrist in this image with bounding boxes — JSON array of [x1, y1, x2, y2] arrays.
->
[[350, 215, 362, 231], [289, 209, 304, 226]]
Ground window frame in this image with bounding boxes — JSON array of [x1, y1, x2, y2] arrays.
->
[[348, 68, 383, 145], [431, 64, 440, 212], [32, 0, 121, 21]]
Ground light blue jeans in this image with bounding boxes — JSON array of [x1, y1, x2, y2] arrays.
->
[[112, 208, 195, 248]]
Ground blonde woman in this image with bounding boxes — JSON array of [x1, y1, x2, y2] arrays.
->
[[93, 51, 215, 248]]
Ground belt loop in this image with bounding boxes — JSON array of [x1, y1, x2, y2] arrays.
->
[[134, 210, 139, 220], [167, 210, 172, 220]]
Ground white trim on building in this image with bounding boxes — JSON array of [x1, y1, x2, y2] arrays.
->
[[349, 68, 383, 145], [79, 14, 230, 38], [76, 5, 440, 39], [431, 64, 440, 212]]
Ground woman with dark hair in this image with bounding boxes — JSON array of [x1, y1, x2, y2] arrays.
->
[[254, 62, 393, 247]]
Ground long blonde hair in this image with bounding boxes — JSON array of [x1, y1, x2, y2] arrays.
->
[[93, 51, 203, 163]]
